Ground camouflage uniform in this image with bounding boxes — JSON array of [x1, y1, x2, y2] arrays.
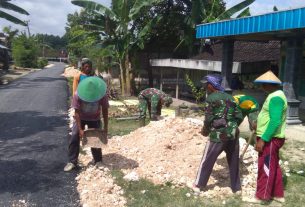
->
[[204, 91, 243, 142], [138, 88, 171, 119], [195, 91, 243, 192]]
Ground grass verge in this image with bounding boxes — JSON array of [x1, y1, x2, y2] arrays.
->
[[111, 170, 242, 207], [108, 118, 141, 137]]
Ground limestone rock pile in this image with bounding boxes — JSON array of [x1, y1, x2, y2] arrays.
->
[[62, 66, 79, 78], [105, 117, 258, 199], [74, 116, 258, 206], [77, 148, 127, 207]]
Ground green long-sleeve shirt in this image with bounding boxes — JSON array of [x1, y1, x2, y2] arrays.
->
[[256, 90, 287, 142]]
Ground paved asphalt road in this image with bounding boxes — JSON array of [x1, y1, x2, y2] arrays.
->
[[0, 63, 79, 206]]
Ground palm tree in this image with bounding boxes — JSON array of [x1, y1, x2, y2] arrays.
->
[[71, 0, 161, 96], [0, 0, 29, 26]]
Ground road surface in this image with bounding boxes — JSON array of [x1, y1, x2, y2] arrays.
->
[[0, 62, 79, 206]]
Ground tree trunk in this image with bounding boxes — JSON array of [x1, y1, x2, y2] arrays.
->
[[125, 53, 131, 96], [147, 53, 153, 87], [119, 60, 125, 96]]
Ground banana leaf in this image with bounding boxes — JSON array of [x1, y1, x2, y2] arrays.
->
[[237, 7, 251, 18], [72, 0, 117, 20], [216, 0, 255, 21], [0, 1, 29, 15], [129, 0, 161, 19], [0, 10, 27, 26]]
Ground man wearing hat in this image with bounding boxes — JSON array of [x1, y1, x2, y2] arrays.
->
[[138, 88, 173, 126], [245, 71, 287, 203], [72, 58, 95, 95], [64, 76, 109, 172], [193, 74, 243, 193]]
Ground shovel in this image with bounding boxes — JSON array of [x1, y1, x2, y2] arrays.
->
[[240, 130, 256, 161], [82, 128, 108, 148]]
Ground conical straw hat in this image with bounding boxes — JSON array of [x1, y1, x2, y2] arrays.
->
[[254, 70, 282, 84]]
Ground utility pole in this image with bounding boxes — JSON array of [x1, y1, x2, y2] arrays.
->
[[24, 20, 31, 36]]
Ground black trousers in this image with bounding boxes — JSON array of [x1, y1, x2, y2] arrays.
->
[[68, 120, 102, 164], [194, 138, 241, 192]]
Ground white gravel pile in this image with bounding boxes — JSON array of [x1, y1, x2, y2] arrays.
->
[[68, 107, 258, 205]]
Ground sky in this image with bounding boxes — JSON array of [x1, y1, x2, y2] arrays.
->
[[1, 0, 305, 37], [0, 0, 111, 36]]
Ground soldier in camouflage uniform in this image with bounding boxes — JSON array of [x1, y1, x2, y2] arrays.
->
[[193, 74, 243, 193], [138, 88, 173, 125]]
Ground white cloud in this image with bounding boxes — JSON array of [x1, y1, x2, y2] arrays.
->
[[2, 0, 305, 36], [0, 0, 111, 36]]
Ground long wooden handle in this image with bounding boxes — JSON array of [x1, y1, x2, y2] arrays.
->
[[240, 130, 255, 159]]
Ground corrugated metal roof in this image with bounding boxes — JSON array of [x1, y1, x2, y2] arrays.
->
[[196, 7, 305, 39]]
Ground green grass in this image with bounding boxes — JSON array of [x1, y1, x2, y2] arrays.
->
[[111, 170, 242, 207], [280, 139, 305, 207], [283, 162, 305, 207], [108, 118, 142, 137]]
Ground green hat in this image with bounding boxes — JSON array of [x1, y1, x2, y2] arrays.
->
[[77, 76, 107, 102]]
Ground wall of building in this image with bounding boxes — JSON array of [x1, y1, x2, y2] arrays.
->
[[280, 42, 305, 109]]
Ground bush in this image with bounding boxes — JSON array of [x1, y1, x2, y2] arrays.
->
[[185, 74, 206, 103], [37, 57, 48, 68], [12, 33, 39, 68]]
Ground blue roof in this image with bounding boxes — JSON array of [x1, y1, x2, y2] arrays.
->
[[196, 7, 305, 39]]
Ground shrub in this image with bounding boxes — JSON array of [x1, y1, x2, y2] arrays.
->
[[185, 74, 206, 103], [37, 57, 48, 68], [12, 33, 39, 68]]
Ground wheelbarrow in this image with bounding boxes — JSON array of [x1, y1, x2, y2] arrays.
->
[[82, 128, 108, 148]]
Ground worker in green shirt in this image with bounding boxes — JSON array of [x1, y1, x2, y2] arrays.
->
[[244, 70, 287, 204]]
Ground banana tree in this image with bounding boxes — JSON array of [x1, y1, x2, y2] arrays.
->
[[2, 26, 18, 48], [0, 0, 29, 26], [71, 0, 160, 96], [213, 0, 254, 21]]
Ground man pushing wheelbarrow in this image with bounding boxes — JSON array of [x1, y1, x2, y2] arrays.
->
[[64, 76, 109, 172]]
